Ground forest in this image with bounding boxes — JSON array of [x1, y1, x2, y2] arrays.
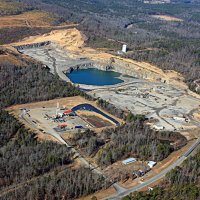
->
[[123, 147, 200, 200], [0, 48, 87, 109], [70, 120, 187, 167], [0, 49, 108, 199], [0, 111, 109, 199], [0, 0, 199, 199]]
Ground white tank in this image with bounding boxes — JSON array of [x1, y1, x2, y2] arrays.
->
[[122, 44, 127, 53]]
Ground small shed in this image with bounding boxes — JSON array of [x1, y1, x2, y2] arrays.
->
[[64, 110, 72, 115], [148, 161, 157, 168], [122, 158, 136, 165]]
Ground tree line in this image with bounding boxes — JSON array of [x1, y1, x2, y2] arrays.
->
[[70, 119, 187, 167], [0, 48, 89, 109]]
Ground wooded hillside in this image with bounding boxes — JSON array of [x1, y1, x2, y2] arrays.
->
[[0, 49, 108, 199]]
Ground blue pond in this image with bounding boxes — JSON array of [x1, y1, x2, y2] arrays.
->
[[67, 68, 124, 86]]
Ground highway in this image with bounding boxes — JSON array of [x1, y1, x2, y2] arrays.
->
[[103, 137, 200, 200]]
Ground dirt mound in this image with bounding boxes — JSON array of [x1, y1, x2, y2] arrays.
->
[[12, 28, 84, 51]]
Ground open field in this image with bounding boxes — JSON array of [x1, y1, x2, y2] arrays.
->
[[0, 11, 56, 28], [0, 11, 78, 29], [77, 110, 114, 128], [0, 11, 78, 45], [151, 15, 183, 21]]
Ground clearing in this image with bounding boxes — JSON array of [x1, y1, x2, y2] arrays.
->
[[151, 15, 183, 22], [0, 11, 78, 28], [8, 96, 122, 143]]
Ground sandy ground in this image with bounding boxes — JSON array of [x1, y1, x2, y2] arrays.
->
[[77, 110, 116, 127], [152, 15, 183, 22], [0, 11, 78, 29], [0, 54, 25, 65], [194, 112, 200, 122]]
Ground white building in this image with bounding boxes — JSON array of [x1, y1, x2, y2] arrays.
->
[[173, 116, 187, 122], [148, 161, 157, 168], [122, 158, 136, 165], [153, 124, 164, 130]]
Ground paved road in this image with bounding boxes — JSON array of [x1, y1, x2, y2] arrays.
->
[[103, 137, 200, 200]]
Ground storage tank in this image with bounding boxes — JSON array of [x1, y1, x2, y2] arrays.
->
[[122, 44, 127, 53]]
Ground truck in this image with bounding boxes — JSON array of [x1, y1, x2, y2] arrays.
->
[[75, 125, 83, 129]]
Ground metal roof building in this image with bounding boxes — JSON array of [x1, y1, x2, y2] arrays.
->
[[122, 158, 136, 165]]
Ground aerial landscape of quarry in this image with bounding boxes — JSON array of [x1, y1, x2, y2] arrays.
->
[[10, 28, 200, 134], [0, 0, 200, 200]]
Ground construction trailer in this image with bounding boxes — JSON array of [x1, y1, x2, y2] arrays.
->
[[64, 110, 72, 115], [58, 124, 68, 129]]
